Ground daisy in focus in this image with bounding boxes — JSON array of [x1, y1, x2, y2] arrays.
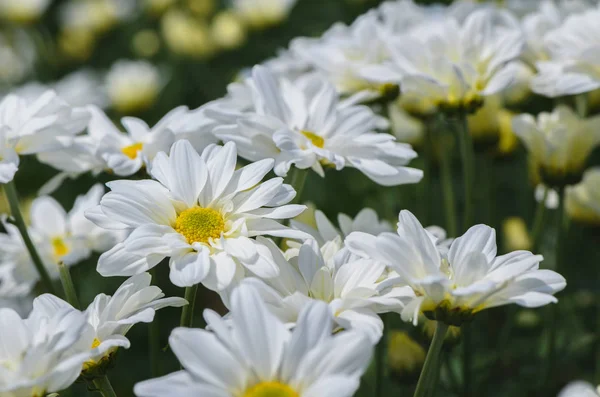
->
[[212, 66, 423, 186], [0, 90, 90, 184], [87, 140, 308, 290], [134, 282, 373, 397], [346, 210, 566, 326]]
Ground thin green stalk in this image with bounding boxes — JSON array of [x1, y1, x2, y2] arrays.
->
[[375, 314, 389, 397], [149, 268, 161, 377], [413, 321, 448, 397], [3, 181, 57, 294], [437, 127, 458, 237], [179, 284, 199, 328], [58, 262, 80, 309], [455, 112, 475, 233], [462, 325, 472, 397], [531, 189, 549, 252], [575, 94, 588, 118], [287, 167, 308, 204], [92, 375, 117, 397]]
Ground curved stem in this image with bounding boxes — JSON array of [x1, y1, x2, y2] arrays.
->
[[179, 284, 199, 328], [92, 375, 117, 397], [413, 321, 448, 397], [531, 188, 549, 252], [456, 112, 475, 233], [58, 262, 80, 309], [3, 181, 57, 294]]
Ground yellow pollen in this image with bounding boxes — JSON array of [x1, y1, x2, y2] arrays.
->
[[243, 382, 299, 397], [52, 237, 69, 258], [174, 207, 225, 244], [301, 131, 325, 148], [91, 338, 101, 349], [121, 142, 143, 159]]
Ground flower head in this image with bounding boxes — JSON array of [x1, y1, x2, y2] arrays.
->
[[87, 140, 308, 290], [346, 210, 566, 326], [558, 381, 600, 397], [566, 167, 600, 226], [232, 0, 297, 29], [134, 282, 373, 397], [105, 60, 162, 113]]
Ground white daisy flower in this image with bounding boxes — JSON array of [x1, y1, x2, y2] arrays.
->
[[105, 60, 163, 113], [134, 282, 374, 397], [86, 140, 308, 290], [0, 0, 51, 23], [0, 267, 32, 315], [0, 90, 90, 184], [33, 272, 187, 372], [345, 210, 566, 326], [559, 381, 600, 397], [212, 66, 422, 186], [0, 296, 93, 397], [232, 0, 298, 29], [566, 167, 600, 226]]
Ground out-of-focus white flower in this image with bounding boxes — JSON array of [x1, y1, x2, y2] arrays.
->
[[134, 282, 374, 397], [0, 184, 126, 292], [512, 106, 600, 185], [210, 11, 247, 50], [232, 0, 298, 29], [0, 0, 51, 23], [34, 273, 187, 370], [86, 140, 308, 290], [212, 66, 422, 185], [0, 268, 32, 315], [105, 60, 163, 113], [566, 167, 600, 226], [0, 296, 93, 397], [0, 90, 90, 184], [558, 381, 600, 397], [60, 0, 135, 34], [346, 210, 566, 326]]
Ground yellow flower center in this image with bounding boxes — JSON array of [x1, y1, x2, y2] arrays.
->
[[243, 382, 299, 397], [121, 142, 144, 159], [301, 131, 325, 148], [91, 338, 101, 349], [174, 207, 225, 244], [52, 237, 69, 258]]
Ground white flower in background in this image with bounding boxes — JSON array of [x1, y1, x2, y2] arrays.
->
[[558, 381, 600, 397], [87, 140, 308, 290], [0, 296, 92, 397], [0, 90, 90, 184], [364, 9, 524, 113], [0, 0, 51, 23], [531, 5, 600, 97], [232, 0, 298, 29], [134, 282, 373, 397], [212, 66, 422, 185], [0, 268, 32, 315], [346, 210, 566, 325], [59, 0, 136, 34], [240, 237, 407, 342], [566, 167, 600, 226], [34, 273, 187, 370], [512, 106, 600, 183], [0, 184, 126, 291], [105, 60, 163, 113]]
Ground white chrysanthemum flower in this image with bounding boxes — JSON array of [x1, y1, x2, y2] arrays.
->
[[558, 381, 600, 397], [0, 90, 90, 184], [363, 9, 524, 113], [531, 5, 600, 97], [566, 167, 600, 226], [240, 237, 406, 342], [134, 282, 373, 397], [512, 106, 600, 185], [86, 140, 308, 290], [0, 296, 92, 397], [346, 210, 566, 326], [0, 184, 125, 291], [105, 60, 162, 113], [212, 66, 422, 186], [0, 0, 51, 23], [34, 272, 187, 370], [232, 0, 297, 29]]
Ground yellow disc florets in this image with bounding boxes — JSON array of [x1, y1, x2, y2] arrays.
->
[[174, 207, 225, 244], [121, 142, 144, 159], [52, 237, 69, 258], [244, 382, 299, 397], [301, 130, 325, 148]]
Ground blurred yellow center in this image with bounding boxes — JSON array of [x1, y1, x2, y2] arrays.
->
[[121, 143, 144, 159], [91, 338, 101, 349], [243, 382, 299, 397], [301, 131, 324, 148], [174, 207, 224, 244], [52, 238, 69, 257]]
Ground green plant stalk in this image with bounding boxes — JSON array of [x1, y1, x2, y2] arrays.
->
[[58, 262, 80, 309], [3, 181, 57, 295], [179, 284, 199, 328], [287, 167, 308, 205], [149, 268, 161, 377], [438, 130, 458, 238], [413, 321, 448, 397], [92, 376, 117, 397], [462, 325, 472, 397], [531, 189, 549, 252], [575, 94, 588, 118], [375, 314, 389, 397], [456, 112, 475, 233]]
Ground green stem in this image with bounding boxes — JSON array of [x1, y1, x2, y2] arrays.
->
[[179, 285, 198, 328], [3, 181, 57, 294], [438, 129, 458, 238], [149, 268, 161, 377], [456, 112, 475, 233], [462, 325, 472, 397], [287, 167, 308, 204], [375, 314, 389, 397], [530, 188, 549, 252], [92, 375, 117, 397], [413, 321, 448, 397], [58, 262, 80, 309], [575, 94, 588, 118]]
